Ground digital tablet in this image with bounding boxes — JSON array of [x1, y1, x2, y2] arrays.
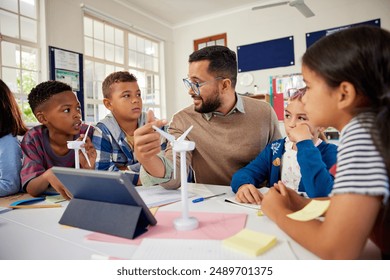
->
[[52, 167, 157, 227]]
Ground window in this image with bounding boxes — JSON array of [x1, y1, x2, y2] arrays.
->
[[0, 0, 40, 123], [193, 33, 227, 51], [83, 15, 162, 123]]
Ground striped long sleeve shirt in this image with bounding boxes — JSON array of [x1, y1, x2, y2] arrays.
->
[[331, 112, 389, 203]]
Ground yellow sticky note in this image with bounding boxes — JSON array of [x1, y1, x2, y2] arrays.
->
[[45, 195, 66, 204], [149, 207, 159, 216], [223, 228, 277, 256], [286, 199, 330, 221]]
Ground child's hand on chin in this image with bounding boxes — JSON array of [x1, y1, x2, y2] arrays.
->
[[288, 123, 313, 143]]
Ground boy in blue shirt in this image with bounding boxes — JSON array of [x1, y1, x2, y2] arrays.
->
[[93, 71, 146, 185]]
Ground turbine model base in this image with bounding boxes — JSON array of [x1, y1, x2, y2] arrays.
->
[[174, 216, 199, 231]]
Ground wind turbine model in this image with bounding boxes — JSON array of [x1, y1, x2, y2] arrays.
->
[[152, 125, 199, 231], [67, 124, 92, 169]]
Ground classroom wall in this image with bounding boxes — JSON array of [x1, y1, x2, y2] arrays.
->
[[43, 0, 390, 120], [171, 0, 390, 119], [44, 0, 175, 118]]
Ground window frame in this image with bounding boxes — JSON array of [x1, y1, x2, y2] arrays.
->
[[83, 14, 163, 123], [193, 33, 227, 51], [0, 0, 40, 124]]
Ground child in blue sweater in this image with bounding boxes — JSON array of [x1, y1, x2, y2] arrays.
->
[[231, 88, 337, 204]]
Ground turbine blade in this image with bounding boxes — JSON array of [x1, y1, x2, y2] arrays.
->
[[67, 140, 83, 149], [152, 125, 175, 142], [81, 148, 91, 167], [83, 124, 91, 143], [177, 125, 193, 142]]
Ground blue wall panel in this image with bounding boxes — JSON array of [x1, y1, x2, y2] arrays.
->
[[237, 36, 295, 72], [306, 19, 381, 49]]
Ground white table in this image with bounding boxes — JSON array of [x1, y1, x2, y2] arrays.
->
[[0, 183, 380, 260]]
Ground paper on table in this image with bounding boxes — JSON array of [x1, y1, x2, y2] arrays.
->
[[287, 199, 330, 221], [85, 211, 247, 245], [131, 238, 297, 260], [188, 183, 227, 202], [91, 254, 127, 260], [222, 228, 276, 256], [224, 187, 268, 210], [187, 183, 216, 197], [0, 207, 11, 214], [136, 185, 195, 208]]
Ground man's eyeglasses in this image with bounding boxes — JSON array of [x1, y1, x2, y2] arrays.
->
[[182, 77, 224, 96]]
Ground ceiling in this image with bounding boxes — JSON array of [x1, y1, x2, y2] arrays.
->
[[114, 0, 271, 28]]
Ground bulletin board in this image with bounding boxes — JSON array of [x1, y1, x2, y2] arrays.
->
[[306, 18, 381, 49], [237, 36, 295, 72], [48, 46, 84, 119], [270, 73, 304, 121]]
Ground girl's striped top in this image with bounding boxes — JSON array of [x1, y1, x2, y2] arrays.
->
[[331, 112, 389, 203]]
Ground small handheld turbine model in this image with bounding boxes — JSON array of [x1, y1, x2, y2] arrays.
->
[[67, 124, 92, 169], [152, 125, 199, 231]]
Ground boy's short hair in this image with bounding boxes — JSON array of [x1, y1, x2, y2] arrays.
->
[[102, 71, 137, 99], [28, 80, 72, 114]]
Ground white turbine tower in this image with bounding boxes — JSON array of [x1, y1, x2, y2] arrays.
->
[[67, 124, 92, 169], [152, 125, 199, 231]]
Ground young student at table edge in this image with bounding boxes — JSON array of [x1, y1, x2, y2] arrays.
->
[[231, 87, 337, 203], [261, 25, 390, 259], [0, 79, 28, 196], [20, 81, 96, 199], [92, 71, 147, 185]]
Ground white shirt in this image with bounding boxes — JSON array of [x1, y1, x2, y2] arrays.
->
[[281, 137, 323, 192]]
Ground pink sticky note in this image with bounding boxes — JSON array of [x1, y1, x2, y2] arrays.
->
[[85, 211, 247, 245]]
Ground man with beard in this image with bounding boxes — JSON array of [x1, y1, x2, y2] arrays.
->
[[134, 45, 281, 189]]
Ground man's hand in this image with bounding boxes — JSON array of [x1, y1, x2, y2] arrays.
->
[[133, 110, 167, 177]]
